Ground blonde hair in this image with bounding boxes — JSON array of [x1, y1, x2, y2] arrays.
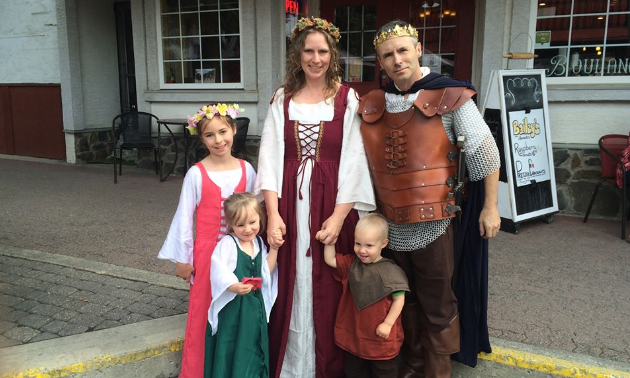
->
[[223, 193, 264, 234], [198, 114, 237, 136], [355, 213, 389, 241], [284, 29, 342, 100]]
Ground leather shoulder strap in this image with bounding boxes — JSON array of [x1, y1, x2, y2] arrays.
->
[[414, 87, 477, 117], [439, 87, 476, 115], [357, 89, 386, 124], [414, 88, 447, 117]]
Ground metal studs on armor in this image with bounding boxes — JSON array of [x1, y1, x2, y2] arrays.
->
[[397, 209, 410, 222], [446, 176, 455, 188], [447, 150, 457, 162]]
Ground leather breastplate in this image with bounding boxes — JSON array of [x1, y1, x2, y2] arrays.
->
[[358, 87, 475, 224]]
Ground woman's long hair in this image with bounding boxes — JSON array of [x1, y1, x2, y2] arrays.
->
[[284, 29, 342, 100]]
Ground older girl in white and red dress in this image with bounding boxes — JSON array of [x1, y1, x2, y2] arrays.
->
[[158, 104, 256, 378]]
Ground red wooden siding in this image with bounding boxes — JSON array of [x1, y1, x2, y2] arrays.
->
[[0, 84, 66, 160]]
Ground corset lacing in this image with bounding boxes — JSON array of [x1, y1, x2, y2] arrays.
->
[[293, 120, 326, 256]]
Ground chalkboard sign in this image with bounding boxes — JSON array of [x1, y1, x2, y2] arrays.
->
[[482, 70, 558, 233]]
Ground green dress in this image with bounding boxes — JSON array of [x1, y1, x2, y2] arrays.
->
[[204, 235, 269, 378]]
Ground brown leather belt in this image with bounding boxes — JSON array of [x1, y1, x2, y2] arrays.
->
[[378, 200, 456, 223]]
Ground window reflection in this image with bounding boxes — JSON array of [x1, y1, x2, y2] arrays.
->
[[534, 0, 630, 78], [409, 0, 457, 77], [335, 5, 377, 82], [603, 46, 630, 76]]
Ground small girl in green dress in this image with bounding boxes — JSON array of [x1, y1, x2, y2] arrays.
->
[[204, 193, 282, 378]]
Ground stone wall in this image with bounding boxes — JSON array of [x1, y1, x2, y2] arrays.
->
[[73, 131, 623, 221], [553, 146, 624, 220], [73, 130, 261, 176], [74, 130, 114, 164]]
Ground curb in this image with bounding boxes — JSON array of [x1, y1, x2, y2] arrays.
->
[[0, 244, 188, 290], [0, 314, 186, 378], [480, 338, 630, 378], [3, 331, 628, 378]]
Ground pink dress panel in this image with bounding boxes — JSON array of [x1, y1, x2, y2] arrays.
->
[[179, 160, 247, 378]]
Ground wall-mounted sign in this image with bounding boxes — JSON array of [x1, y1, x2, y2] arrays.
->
[[422, 53, 442, 75], [535, 31, 551, 48], [286, 0, 299, 15]]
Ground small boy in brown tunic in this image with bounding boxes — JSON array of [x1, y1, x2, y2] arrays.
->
[[321, 213, 409, 378]]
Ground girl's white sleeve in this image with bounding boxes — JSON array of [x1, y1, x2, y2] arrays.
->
[[207, 237, 238, 335], [336, 88, 376, 212], [260, 237, 278, 322], [244, 161, 257, 193], [254, 88, 286, 199], [157, 166, 202, 266]]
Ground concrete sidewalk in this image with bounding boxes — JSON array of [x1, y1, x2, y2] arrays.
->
[[1, 156, 629, 377]]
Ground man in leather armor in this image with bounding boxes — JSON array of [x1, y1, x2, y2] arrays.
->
[[357, 20, 501, 378]]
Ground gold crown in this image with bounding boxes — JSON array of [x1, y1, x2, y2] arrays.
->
[[373, 24, 419, 48], [291, 17, 341, 43]]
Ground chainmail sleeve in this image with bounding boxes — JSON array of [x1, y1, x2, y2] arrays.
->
[[442, 99, 500, 182]]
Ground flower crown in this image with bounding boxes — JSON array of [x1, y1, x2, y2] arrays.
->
[[373, 24, 419, 49], [291, 17, 341, 43], [186, 103, 243, 135]]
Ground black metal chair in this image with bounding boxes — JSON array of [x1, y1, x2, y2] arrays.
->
[[583, 134, 629, 241], [233, 117, 250, 157], [112, 111, 161, 184]]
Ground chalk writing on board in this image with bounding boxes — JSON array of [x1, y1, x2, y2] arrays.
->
[[508, 108, 550, 187], [504, 78, 542, 106]]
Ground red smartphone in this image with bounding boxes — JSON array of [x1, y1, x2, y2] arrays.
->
[[242, 277, 262, 290]]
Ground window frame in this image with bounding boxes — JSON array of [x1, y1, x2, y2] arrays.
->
[[335, 4, 378, 83], [412, 1, 459, 78], [155, 0, 244, 89], [532, 0, 630, 85]]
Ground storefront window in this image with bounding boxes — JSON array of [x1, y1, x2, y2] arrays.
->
[[334, 5, 377, 82], [409, 0, 458, 77], [158, 0, 242, 88], [534, 0, 630, 78]]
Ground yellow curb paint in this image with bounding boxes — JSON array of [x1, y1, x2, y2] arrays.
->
[[479, 345, 630, 378], [0, 338, 183, 378]]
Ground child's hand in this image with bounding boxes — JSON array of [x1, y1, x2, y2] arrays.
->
[[228, 282, 254, 295], [273, 229, 285, 247], [376, 322, 393, 339], [315, 230, 323, 242], [267, 213, 286, 249], [315, 230, 330, 244], [175, 263, 195, 283]]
